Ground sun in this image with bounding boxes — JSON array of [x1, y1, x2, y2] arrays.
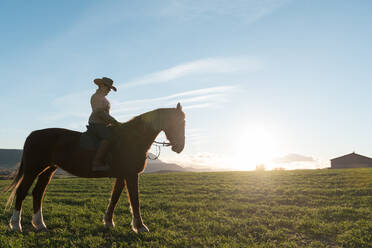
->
[[228, 126, 280, 170]]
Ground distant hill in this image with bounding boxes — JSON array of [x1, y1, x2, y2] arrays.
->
[[144, 157, 187, 173], [0, 149, 22, 168], [0, 149, 186, 174]]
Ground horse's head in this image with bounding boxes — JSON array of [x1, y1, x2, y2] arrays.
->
[[163, 103, 186, 153]]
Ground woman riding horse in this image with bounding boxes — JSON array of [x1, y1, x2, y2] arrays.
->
[[89, 77, 120, 172], [4, 97, 185, 233]]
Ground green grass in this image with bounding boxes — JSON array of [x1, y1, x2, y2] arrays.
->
[[1, 169, 372, 247]]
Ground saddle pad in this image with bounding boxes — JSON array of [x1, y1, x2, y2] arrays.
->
[[79, 131, 100, 151]]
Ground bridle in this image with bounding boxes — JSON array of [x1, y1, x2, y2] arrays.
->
[[147, 141, 172, 160], [140, 113, 185, 161], [147, 118, 184, 160]]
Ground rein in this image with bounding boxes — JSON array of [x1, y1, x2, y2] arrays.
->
[[148, 141, 171, 160], [153, 141, 171, 146]]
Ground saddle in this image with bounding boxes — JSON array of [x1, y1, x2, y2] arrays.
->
[[79, 126, 113, 167], [80, 126, 101, 150]]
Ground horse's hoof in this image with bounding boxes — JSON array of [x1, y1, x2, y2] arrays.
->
[[103, 217, 115, 229], [32, 221, 48, 232], [132, 224, 149, 234], [104, 221, 115, 229], [9, 222, 22, 233], [35, 227, 49, 233]]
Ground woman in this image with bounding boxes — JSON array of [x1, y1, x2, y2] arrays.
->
[[88, 77, 120, 171]]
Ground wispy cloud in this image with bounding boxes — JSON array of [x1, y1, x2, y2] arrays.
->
[[52, 90, 91, 108], [116, 87, 234, 119], [163, 152, 228, 169], [120, 57, 261, 89], [183, 103, 214, 110], [41, 112, 88, 122], [160, 0, 291, 23], [111, 85, 235, 115], [45, 85, 235, 126], [272, 153, 315, 164], [269, 154, 329, 170], [113, 86, 234, 108], [185, 128, 208, 145], [42, 90, 92, 123]]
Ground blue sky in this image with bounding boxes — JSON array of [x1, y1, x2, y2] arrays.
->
[[1, 0, 372, 170]]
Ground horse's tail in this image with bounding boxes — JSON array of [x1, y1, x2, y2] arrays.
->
[[3, 157, 25, 210]]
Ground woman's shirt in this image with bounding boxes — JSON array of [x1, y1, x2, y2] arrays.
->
[[88, 91, 118, 125]]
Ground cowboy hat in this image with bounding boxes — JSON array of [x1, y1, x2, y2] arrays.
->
[[93, 77, 117, 92]]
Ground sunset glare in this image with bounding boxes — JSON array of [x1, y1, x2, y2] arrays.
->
[[227, 126, 281, 170]]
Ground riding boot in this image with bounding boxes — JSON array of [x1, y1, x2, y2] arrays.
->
[[92, 139, 110, 172]]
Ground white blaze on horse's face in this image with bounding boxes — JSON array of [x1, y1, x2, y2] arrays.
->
[[166, 103, 185, 154]]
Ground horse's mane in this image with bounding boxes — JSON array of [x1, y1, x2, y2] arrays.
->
[[119, 107, 185, 135], [123, 109, 156, 126], [121, 108, 173, 131]]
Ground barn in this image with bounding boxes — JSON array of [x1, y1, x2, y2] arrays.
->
[[330, 152, 372, 169]]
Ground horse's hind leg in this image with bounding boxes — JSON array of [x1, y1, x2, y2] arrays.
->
[[103, 178, 125, 228], [10, 173, 38, 232], [31, 166, 57, 231]]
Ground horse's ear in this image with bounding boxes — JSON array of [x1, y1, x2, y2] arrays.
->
[[176, 102, 182, 111]]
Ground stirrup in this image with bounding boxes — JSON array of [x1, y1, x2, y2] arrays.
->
[[92, 162, 110, 172]]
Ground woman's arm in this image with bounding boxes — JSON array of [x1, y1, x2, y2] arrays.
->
[[91, 96, 120, 125]]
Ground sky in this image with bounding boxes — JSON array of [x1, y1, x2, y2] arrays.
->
[[1, 0, 372, 170]]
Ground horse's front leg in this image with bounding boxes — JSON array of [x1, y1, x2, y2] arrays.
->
[[125, 173, 149, 233], [103, 178, 125, 228]]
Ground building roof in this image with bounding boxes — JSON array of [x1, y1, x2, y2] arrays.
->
[[330, 152, 372, 162]]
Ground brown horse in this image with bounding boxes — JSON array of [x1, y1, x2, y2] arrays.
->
[[4, 103, 185, 233]]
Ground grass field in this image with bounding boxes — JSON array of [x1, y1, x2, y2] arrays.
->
[[0, 169, 372, 247]]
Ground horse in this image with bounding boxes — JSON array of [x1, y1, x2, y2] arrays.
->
[[3, 103, 185, 233]]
